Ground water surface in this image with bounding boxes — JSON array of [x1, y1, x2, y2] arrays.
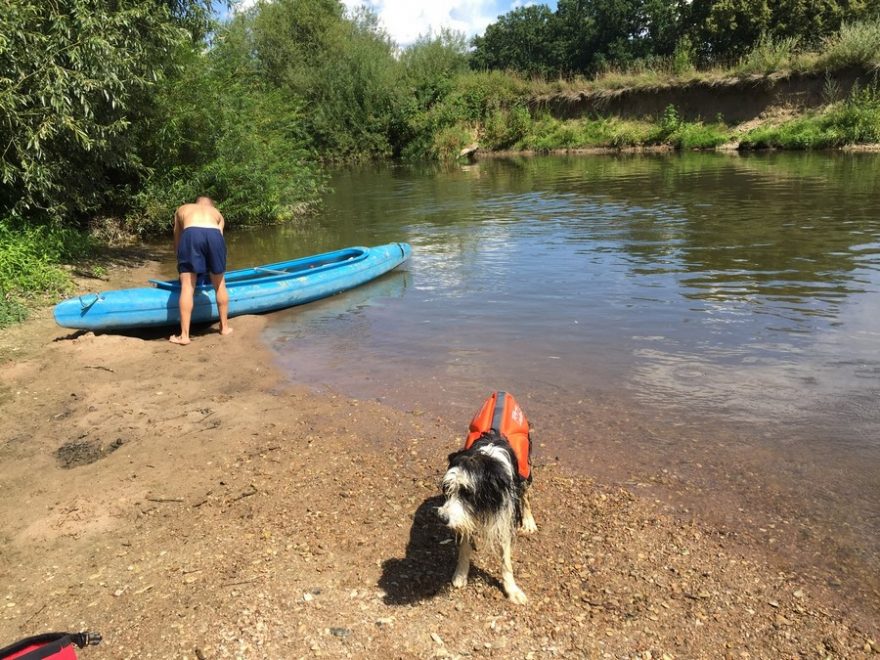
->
[[226, 153, 879, 613]]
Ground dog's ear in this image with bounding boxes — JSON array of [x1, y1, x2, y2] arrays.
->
[[447, 449, 465, 464]]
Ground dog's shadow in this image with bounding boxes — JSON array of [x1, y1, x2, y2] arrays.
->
[[378, 495, 501, 605]]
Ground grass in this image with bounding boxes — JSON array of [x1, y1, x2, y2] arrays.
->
[[534, 19, 880, 98], [424, 20, 880, 157], [818, 20, 880, 70], [740, 80, 880, 149], [0, 219, 94, 327], [466, 105, 732, 154]]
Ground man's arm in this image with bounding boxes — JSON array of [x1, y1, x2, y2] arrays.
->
[[217, 211, 225, 235]]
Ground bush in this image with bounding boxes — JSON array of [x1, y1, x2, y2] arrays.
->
[[0, 218, 93, 325], [736, 35, 801, 75], [672, 36, 696, 75], [818, 19, 880, 69], [130, 19, 327, 234], [0, 0, 190, 222], [431, 125, 475, 160], [481, 106, 532, 150], [673, 122, 731, 149], [740, 79, 880, 149]]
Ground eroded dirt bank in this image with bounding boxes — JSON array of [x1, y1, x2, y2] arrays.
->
[[0, 264, 877, 659], [534, 66, 870, 124]]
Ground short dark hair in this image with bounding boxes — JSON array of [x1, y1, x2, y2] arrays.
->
[[195, 196, 214, 205]]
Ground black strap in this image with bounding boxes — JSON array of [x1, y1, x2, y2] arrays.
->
[[0, 634, 70, 659], [0, 631, 101, 659]]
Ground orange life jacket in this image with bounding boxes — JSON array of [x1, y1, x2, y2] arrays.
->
[[464, 391, 531, 480]]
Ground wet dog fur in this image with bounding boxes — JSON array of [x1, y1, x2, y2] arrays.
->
[[437, 430, 536, 604]]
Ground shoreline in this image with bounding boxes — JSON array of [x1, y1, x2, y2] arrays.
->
[[1, 260, 877, 658], [470, 143, 880, 159]]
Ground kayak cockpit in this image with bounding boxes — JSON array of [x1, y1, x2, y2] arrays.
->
[[149, 247, 367, 290]]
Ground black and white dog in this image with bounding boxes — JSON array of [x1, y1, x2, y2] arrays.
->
[[437, 393, 536, 604]]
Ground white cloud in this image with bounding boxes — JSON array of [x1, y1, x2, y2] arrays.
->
[[342, 0, 504, 46]]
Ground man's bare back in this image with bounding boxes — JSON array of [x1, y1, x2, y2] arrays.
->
[[174, 197, 224, 249]]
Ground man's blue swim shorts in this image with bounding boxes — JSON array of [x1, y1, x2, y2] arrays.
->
[[177, 227, 227, 275]]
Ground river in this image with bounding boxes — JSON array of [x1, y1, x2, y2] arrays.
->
[[216, 152, 879, 615]]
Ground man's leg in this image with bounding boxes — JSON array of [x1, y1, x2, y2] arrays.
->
[[210, 272, 232, 336], [170, 272, 198, 345]]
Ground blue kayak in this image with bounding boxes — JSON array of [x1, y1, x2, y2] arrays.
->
[[54, 243, 412, 331]]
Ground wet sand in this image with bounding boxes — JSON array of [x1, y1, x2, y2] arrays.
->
[[0, 261, 877, 659]]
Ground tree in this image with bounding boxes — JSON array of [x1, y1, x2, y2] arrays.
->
[[248, 0, 404, 159], [688, 0, 772, 61], [401, 29, 470, 109], [0, 0, 205, 222], [767, 0, 873, 46], [134, 12, 326, 230], [471, 5, 563, 77]]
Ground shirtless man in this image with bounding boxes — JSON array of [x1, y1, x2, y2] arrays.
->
[[170, 196, 232, 345]]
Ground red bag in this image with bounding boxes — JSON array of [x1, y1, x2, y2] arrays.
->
[[0, 632, 101, 660], [465, 391, 532, 480]]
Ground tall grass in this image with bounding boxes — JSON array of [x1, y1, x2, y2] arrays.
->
[[0, 219, 93, 326], [740, 80, 880, 149], [538, 19, 880, 96], [455, 105, 731, 154], [818, 20, 880, 69], [735, 36, 808, 75]]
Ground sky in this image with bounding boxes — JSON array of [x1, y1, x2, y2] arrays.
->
[[339, 0, 557, 46], [224, 1, 558, 47]]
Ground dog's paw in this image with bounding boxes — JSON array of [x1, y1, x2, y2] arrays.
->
[[451, 572, 468, 589], [506, 585, 528, 605], [520, 518, 538, 534]]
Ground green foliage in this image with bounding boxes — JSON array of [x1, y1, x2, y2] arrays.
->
[[0, 295, 28, 328], [482, 107, 533, 150], [472, 0, 877, 76], [0, 218, 94, 325], [736, 35, 802, 75], [672, 36, 697, 74], [400, 30, 470, 109], [471, 5, 562, 76], [437, 71, 532, 124], [247, 0, 404, 160], [741, 80, 880, 149], [481, 104, 731, 152], [0, 0, 190, 222], [817, 19, 880, 69], [669, 120, 731, 149], [132, 17, 326, 233], [687, 0, 773, 61]]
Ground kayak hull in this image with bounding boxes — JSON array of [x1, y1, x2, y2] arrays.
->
[[54, 243, 412, 331]]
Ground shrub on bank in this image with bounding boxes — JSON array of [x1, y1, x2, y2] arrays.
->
[[496, 106, 730, 152], [741, 80, 880, 149], [818, 20, 880, 70], [0, 219, 93, 326]]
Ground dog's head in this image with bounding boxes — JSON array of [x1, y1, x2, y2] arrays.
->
[[437, 434, 519, 537]]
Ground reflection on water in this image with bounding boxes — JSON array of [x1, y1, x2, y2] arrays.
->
[[227, 152, 879, 610], [248, 153, 880, 437]]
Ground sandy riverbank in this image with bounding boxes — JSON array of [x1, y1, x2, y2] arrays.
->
[[0, 262, 877, 659]]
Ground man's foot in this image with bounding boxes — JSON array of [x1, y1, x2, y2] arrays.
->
[[169, 334, 191, 345], [219, 327, 233, 336]]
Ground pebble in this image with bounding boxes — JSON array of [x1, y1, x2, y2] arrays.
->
[[430, 632, 444, 645], [330, 627, 351, 639]]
